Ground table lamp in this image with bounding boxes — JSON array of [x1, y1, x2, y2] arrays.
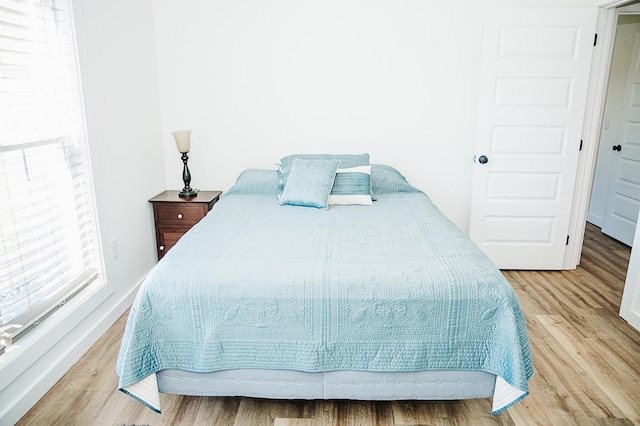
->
[[172, 130, 198, 198]]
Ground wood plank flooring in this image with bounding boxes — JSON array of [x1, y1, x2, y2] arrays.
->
[[17, 223, 640, 425]]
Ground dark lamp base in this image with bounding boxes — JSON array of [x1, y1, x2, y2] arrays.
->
[[178, 152, 197, 198], [179, 189, 199, 198]]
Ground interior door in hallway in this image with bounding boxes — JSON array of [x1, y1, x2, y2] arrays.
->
[[469, 8, 598, 269], [602, 29, 640, 247]]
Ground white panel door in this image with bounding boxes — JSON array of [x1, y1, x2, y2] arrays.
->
[[602, 30, 640, 247], [470, 8, 598, 270], [621, 209, 640, 332]]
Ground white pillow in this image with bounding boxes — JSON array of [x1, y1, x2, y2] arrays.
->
[[328, 165, 373, 206]]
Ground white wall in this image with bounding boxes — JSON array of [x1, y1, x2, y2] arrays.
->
[[153, 1, 614, 231], [153, 0, 486, 229], [0, 1, 165, 423]]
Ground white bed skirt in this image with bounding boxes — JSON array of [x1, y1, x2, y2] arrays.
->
[[157, 369, 496, 401]]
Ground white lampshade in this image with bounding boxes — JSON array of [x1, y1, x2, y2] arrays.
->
[[172, 130, 191, 153]]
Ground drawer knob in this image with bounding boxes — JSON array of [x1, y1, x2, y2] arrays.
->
[[177, 213, 183, 219], [159, 245, 165, 251]]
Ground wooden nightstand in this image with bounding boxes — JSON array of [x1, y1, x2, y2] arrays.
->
[[149, 190, 222, 260]]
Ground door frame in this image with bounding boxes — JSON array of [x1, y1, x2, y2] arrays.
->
[[565, 2, 640, 268]]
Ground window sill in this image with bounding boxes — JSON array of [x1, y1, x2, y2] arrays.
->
[[0, 278, 112, 394]]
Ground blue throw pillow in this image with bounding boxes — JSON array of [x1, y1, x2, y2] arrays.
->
[[328, 165, 373, 205], [277, 153, 370, 194], [224, 169, 279, 197], [278, 158, 340, 209], [370, 164, 421, 195]]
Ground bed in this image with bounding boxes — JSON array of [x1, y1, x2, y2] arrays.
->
[[116, 157, 533, 415]]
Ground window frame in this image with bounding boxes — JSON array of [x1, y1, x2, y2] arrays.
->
[[0, 0, 106, 356]]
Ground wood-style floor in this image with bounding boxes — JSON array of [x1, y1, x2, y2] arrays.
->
[[17, 223, 640, 425]]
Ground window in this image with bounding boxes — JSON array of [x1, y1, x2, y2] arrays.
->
[[0, 0, 102, 353]]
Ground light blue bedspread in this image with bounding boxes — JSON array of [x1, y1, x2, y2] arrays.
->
[[117, 166, 533, 414]]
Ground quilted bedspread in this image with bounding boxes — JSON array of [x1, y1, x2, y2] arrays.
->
[[117, 167, 533, 415]]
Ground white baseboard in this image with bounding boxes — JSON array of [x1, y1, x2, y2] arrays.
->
[[587, 212, 604, 228]]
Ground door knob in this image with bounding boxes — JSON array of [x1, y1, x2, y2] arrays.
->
[[478, 155, 489, 164], [613, 144, 622, 152]]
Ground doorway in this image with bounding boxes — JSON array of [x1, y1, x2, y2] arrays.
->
[[580, 2, 640, 331], [588, 14, 640, 247]]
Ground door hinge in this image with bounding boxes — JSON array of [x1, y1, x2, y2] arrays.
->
[[579, 140, 583, 151], [566, 235, 570, 245], [594, 33, 598, 47]]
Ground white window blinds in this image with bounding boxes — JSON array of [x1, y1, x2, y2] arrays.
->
[[0, 0, 102, 352]]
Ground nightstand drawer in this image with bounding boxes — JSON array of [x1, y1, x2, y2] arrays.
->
[[157, 230, 186, 256], [149, 190, 222, 260], [155, 204, 206, 226]]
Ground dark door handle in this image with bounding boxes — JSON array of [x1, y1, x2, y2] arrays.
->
[[613, 144, 622, 151], [478, 155, 489, 164]]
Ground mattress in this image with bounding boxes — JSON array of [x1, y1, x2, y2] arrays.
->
[[117, 165, 533, 415], [157, 369, 496, 400]]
